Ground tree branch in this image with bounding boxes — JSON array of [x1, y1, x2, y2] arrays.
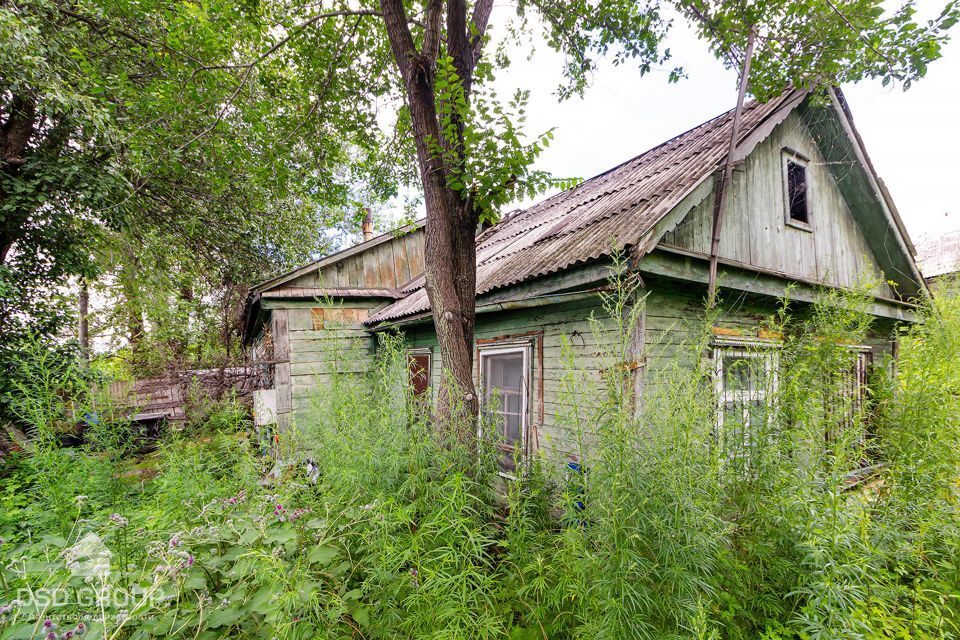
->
[[447, 0, 470, 81], [469, 0, 494, 62], [281, 17, 364, 145], [380, 0, 418, 82], [823, 0, 897, 77], [1, 94, 36, 169], [53, 2, 201, 64], [177, 8, 380, 152], [422, 0, 443, 63]]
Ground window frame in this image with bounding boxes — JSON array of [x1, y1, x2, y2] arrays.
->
[[827, 345, 874, 446], [407, 347, 433, 393], [478, 340, 533, 477], [782, 148, 813, 232], [712, 338, 781, 468]]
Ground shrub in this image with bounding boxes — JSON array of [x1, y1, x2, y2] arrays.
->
[[1, 279, 959, 639]]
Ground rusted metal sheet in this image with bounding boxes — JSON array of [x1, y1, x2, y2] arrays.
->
[[369, 91, 801, 324]]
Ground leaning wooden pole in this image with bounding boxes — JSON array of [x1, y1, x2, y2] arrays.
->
[[707, 26, 756, 309], [79, 278, 90, 364]]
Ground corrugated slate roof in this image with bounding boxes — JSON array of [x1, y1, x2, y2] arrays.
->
[[368, 91, 801, 324]]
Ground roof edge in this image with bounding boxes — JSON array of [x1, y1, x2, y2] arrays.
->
[[826, 87, 927, 298], [252, 219, 425, 294]]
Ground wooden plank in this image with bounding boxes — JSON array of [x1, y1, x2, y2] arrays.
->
[[272, 310, 289, 360]]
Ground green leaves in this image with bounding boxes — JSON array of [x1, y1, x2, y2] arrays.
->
[[678, 0, 960, 98], [306, 545, 340, 566]]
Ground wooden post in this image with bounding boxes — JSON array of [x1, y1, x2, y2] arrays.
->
[[707, 26, 756, 308], [79, 278, 90, 363]]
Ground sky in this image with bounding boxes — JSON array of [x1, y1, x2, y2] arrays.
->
[[488, 1, 959, 245]]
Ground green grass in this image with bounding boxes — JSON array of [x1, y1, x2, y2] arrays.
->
[[1, 278, 959, 639]]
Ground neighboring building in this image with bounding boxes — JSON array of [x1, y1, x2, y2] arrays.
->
[[916, 228, 960, 287], [243, 88, 924, 468]]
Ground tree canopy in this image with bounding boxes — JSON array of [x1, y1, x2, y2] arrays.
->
[[0, 0, 956, 401]]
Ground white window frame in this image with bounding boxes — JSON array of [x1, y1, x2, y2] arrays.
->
[[713, 339, 780, 466], [478, 341, 533, 477], [782, 148, 813, 231], [828, 346, 873, 445]]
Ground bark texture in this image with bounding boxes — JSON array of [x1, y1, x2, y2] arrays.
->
[[379, 0, 492, 440], [0, 93, 37, 263]]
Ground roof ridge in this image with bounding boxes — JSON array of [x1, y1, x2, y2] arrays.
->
[[367, 93, 801, 325]]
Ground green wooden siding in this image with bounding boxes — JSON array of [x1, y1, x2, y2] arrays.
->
[[400, 284, 898, 467], [287, 308, 376, 416], [403, 296, 620, 460]]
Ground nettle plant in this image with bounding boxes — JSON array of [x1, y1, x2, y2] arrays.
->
[[2, 273, 960, 640]]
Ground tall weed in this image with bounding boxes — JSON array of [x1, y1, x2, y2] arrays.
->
[[2, 277, 960, 639]]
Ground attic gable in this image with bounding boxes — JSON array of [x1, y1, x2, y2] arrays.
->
[[253, 221, 424, 295], [658, 109, 901, 300], [797, 89, 923, 297]]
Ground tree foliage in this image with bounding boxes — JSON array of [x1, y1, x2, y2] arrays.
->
[[0, 0, 957, 406], [680, 0, 959, 96], [0, 0, 402, 390]]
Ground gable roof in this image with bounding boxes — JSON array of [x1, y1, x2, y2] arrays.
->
[[370, 88, 924, 325], [251, 220, 425, 295], [370, 90, 808, 324]]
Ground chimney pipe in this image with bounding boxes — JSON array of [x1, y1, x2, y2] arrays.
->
[[362, 209, 374, 242]]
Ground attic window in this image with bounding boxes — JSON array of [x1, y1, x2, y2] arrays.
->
[[783, 151, 811, 228]]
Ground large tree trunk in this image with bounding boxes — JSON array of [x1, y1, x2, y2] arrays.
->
[[380, 0, 490, 441], [0, 93, 37, 265], [405, 50, 479, 440]]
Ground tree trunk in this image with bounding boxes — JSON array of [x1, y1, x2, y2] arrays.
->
[[407, 60, 479, 441], [175, 282, 194, 363], [120, 258, 145, 359], [379, 0, 490, 442], [0, 93, 37, 265]]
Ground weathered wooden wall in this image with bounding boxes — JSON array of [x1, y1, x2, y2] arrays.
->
[[285, 229, 425, 289], [401, 282, 899, 467], [403, 296, 622, 461], [105, 367, 260, 424], [256, 230, 425, 427], [660, 112, 895, 299], [264, 302, 379, 427], [287, 303, 378, 417], [641, 283, 897, 378]]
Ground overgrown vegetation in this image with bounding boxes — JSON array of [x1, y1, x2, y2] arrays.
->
[[2, 278, 959, 639]]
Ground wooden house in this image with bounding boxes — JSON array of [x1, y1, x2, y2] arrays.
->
[[243, 88, 924, 466], [916, 229, 960, 289]]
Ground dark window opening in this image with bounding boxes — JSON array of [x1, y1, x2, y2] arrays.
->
[[408, 353, 431, 397], [787, 159, 809, 224], [407, 352, 432, 416]]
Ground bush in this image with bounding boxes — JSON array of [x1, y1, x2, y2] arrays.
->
[[1, 280, 959, 639]]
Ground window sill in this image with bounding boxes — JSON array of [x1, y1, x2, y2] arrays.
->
[[785, 219, 813, 232]]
